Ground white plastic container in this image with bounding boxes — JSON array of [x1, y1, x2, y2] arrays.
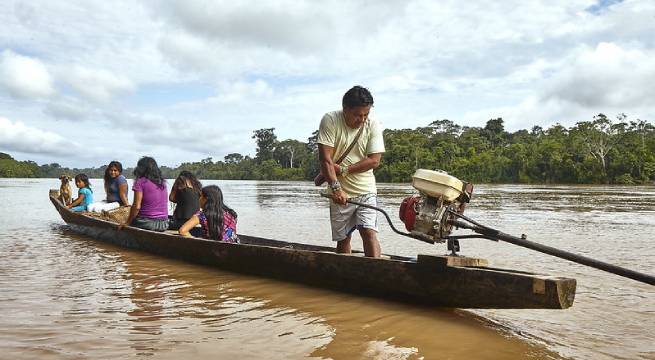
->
[[411, 169, 463, 201]]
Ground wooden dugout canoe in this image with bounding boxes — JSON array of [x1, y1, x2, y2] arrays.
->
[[49, 193, 576, 309]]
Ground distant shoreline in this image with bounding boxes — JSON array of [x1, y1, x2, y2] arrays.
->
[[3, 115, 655, 185], [2, 176, 653, 186]]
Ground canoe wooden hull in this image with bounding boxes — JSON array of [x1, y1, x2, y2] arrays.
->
[[49, 195, 576, 309]]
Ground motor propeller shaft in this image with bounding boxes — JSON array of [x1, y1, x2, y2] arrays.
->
[[448, 212, 655, 286]]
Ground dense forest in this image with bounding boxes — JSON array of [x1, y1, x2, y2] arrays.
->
[[1, 114, 654, 184]]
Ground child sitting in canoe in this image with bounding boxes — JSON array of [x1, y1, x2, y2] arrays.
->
[[178, 185, 239, 243], [67, 173, 93, 212]]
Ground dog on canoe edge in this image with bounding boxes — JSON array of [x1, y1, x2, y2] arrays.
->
[[58, 175, 73, 205]]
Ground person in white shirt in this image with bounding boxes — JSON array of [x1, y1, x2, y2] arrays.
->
[[316, 86, 386, 257]]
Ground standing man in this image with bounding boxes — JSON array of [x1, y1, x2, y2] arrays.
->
[[317, 85, 385, 257]]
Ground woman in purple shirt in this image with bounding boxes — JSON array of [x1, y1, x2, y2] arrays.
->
[[119, 156, 169, 232]]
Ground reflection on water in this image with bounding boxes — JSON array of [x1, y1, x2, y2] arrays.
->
[[0, 178, 653, 359]]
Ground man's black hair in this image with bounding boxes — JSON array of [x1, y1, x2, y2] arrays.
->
[[342, 85, 374, 108]]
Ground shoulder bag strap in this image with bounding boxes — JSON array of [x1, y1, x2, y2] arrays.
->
[[334, 121, 366, 165]]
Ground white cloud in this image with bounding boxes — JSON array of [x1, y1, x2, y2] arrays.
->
[[42, 97, 167, 131], [457, 41, 655, 130], [458, 96, 580, 131], [125, 114, 254, 162], [1, 1, 178, 82], [43, 96, 94, 121], [160, 1, 335, 55], [209, 80, 274, 104], [0, 50, 54, 99], [541, 42, 655, 108], [158, 30, 219, 73], [0, 116, 80, 155], [1, 0, 655, 167], [157, 28, 316, 81], [154, 1, 406, 79], [60, 65, 135, 103]]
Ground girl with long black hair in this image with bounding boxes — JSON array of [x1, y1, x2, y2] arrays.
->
[[178, 185, 238, 243], [103, 160, 129, 206], [119, 156, 169, 232]]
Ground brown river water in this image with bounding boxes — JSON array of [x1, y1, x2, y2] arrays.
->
[[0, 178, 653, 359]]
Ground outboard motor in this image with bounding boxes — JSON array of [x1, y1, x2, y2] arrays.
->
[[399, 169, 473, 243]]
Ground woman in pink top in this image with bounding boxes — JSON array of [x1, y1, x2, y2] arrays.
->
[[119, 156, 169, 232]]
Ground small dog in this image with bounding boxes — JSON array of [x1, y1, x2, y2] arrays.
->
[[59, 175, 72, 205]]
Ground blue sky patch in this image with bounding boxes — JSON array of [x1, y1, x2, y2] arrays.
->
[[586, 0, 624, 15]]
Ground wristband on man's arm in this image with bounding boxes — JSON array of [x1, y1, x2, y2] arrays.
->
[[329, 180, 341, 191]]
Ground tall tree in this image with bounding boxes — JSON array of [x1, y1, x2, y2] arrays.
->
[[304, 130, 321, 179], [224, 153, 244, 164], [274, 139, 308, 168], [482, 117, 507, 147], [252, 128, 278, 163], [571, 113, 621, 182], [428, 119, 462, 137], [306, 130, 319, 154]]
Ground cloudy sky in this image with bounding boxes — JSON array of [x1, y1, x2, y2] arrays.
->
[[1, 0, 653, 168]]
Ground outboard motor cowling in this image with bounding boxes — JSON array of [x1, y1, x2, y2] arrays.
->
[[399, 169, 473, 243]]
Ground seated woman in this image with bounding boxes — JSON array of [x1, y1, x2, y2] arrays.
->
[[179, 185, 239, 243], [67, 173, 93, 212], [168, 171, 202, 230], [119, 157, 168, 232], [88, 161, 130, 212], [105, 160, 130, 206]]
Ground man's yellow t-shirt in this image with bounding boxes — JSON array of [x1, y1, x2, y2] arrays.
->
[[316, 110, 385, 198]]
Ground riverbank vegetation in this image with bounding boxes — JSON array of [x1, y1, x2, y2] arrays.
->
[[2, 114, 654, 184]]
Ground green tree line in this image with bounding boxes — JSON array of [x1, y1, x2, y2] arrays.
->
[[2, 114, 654, 184], [378, 114, 655, 184]]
